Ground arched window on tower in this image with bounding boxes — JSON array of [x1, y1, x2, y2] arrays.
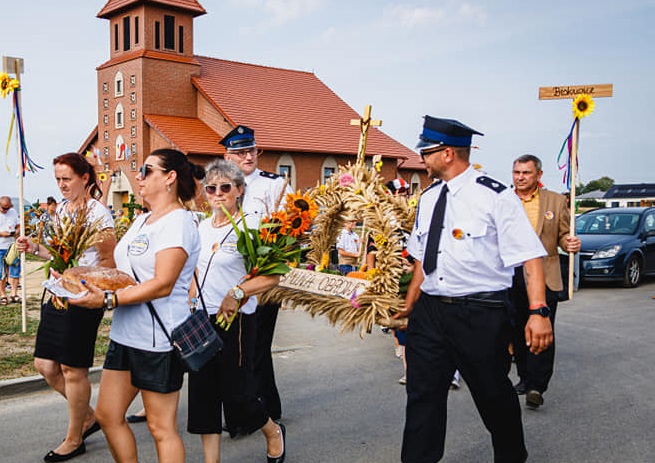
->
[[321, 157, 338, 184], [115, 103, 124, 129], [277, 154, 296, 191], [115, 71, 124, 97]]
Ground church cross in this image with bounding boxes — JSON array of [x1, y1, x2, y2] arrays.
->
[[350, 105, 382, 165]]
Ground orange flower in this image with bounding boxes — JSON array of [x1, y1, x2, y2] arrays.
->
[[259, 211, 287, 243], [286, 191, 318, 219], [286, 211, 312, 238]]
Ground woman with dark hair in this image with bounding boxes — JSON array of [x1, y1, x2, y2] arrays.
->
[[17, 152, 117, 461], [72, 148, 205, 462]]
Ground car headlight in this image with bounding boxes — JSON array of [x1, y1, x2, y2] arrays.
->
[[591, 245, 621, 259]]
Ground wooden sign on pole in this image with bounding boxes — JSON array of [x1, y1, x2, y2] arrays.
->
[[539, 83, 613, 300], [2, 56, 27, 332]]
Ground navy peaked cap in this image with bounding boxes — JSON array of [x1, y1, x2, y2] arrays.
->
[[416, 116, 483, 151], [220, 125, 257, 150]]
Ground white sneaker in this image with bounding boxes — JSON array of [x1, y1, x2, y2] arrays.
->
[[399, 375, 407, 385]]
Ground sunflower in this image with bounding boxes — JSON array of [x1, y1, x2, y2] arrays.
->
[[259, 211, 287, 243], [0, 73, 20, 99], [98, 172, 108, 182], [286, 191, 318, 219], [572, 94, 595, 119], [373, 233, 388, 248], [286, 211, 312, 238]]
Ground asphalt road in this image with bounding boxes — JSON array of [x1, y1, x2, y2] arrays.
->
[[1, 278, 655, 462]]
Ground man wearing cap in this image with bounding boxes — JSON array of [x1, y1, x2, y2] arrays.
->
[[510, 154, 580, 410], [398, 116, 553, 463], [220, 125, 292, 424]]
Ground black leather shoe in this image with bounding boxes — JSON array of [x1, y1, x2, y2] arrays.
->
[[44, 442, 86, 462], [526, 390, 544, 409], [514, 380, 527, 395], [82, 421, 101, 439], [126, 414, 147, 424], [267, 423, 286, 463]]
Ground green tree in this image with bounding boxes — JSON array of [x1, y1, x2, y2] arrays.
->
[[580, 176, 614, 194], [122, 194, 142, 221]]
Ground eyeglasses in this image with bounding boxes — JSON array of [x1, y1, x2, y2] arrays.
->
[[138, 164, 168, 178], [205, 183, 234, 195], [0, 206, 10, 211], [419, 146, 447, 161], [228, 148, 259, 159]]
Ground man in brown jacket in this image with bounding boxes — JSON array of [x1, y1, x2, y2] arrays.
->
[[510, 154, 581, 409]]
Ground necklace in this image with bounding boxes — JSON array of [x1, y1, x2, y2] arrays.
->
[[212, 214, 234, 228]]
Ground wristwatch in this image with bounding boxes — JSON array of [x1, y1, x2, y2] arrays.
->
[[528, 305, 550, 317], [227, 286, 245, 302]]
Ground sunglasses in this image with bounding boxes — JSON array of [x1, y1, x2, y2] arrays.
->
[[1, 206, 10, 211], [205, 183, 234, 195], [138, 164, 168, 178]]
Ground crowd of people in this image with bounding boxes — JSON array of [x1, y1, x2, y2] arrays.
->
[[10, 115, 581, 463]]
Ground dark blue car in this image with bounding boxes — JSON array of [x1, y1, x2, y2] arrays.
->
[[576, 207, 655, 287]]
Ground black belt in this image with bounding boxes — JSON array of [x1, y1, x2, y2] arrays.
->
[[434, 290, 507, 307]]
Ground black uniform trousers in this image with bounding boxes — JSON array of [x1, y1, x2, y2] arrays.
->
[[187, 312, 269, 436], [402, 292, 528, 463], [254, 301, 282, 421], [510, 267, 559, 394]]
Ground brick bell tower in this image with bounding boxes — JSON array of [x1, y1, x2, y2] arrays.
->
[[95, 0, 206, 208]]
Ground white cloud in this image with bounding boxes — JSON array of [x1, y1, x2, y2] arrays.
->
[[382, 4, 446, 27], [458, 3, 487, 24]]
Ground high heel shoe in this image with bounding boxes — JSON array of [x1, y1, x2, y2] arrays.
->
[[267, 423, 286, 463]]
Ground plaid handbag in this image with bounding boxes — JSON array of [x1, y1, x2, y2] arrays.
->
[[139, 272, 223, 372]]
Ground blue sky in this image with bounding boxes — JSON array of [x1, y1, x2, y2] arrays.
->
[[2, 0, 654, 203]]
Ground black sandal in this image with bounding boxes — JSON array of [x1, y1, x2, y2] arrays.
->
[[0, 296, 7, 305], [10, 295, 21, 304]]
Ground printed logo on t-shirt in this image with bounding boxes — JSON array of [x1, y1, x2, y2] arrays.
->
[[221, 242, 238, 253], [128, 234, 149, 255]]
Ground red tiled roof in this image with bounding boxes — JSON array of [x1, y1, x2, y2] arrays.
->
[[144, 114, 223, 155], [398, 152, 426, 171], [97, 0, 206, 18], [192, 57, 413, 160]]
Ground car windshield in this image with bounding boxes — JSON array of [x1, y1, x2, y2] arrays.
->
[[576, 212, 640, 235]]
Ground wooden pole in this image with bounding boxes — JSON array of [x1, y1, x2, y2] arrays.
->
[[568, 118, 580, 301]]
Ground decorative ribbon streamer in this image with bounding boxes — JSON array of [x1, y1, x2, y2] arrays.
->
[[557, 118, 579, 190], [5, 89, 43, 175]]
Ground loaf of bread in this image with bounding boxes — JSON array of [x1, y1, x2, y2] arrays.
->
[[62, 266, 136, 294]]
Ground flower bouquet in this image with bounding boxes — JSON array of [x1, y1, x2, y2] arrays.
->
[[218, 191, 318, 329], [41, 203, 113, 307]]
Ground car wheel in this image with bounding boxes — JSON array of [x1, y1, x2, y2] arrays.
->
[[622, 255, 642, 288]]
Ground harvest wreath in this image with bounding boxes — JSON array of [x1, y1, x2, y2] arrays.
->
[[260, 157, 418, 336]]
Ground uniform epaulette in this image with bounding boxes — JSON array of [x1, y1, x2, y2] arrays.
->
[[476, 176, 507, 193], [260, 170, 282, 180], [420, 179, 442, 196]]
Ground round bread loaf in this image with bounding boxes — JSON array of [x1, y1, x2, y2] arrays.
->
[[62, 266, 136, 294]]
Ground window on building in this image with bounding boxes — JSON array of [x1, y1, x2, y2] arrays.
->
[[103, 114, 109, 125], [135, 17, 139, 44], [279, 165, 291, 179], [103, 82, 108, 93], [103, 148, 109, 158], [130, 92, 136, 103], [131, 143, 137, 156], [115, 103, 124, 128], [114, 24, 119, 51], [130, 75, 136, 86], [131, 108, 136, 120], [179, 26, 184, 53], [323, 167, 335, 183], [104, 162, 109, 170], [115, 72, 124, 97], [104, 131, 109, 141], [164, 15, 175, 49], [123, 16, 131, 51], [131, 126, 137, 137], [155, 21, 161, 49], [103, 99, 108, 109]]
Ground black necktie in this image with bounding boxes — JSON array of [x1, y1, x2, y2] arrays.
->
[[422, 184, 448, 275]]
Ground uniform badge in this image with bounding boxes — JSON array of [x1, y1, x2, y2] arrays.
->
[[452, 228, 464, 240], [544, 211, 554, 220]]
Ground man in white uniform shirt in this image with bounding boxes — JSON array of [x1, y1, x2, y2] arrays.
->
[[221, 125, 292, 424], [398, 116, 553, 463]]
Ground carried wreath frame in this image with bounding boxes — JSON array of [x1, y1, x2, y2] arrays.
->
[[261, 157, 417, 336]]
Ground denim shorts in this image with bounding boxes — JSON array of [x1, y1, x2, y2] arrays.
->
[[0, 248, 20, 279]]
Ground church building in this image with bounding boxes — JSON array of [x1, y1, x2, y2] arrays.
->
[[81, 0, 428, 209]]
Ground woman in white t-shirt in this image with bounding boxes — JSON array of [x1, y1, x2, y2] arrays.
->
[[187, 159, 286, 463], [73, 149, 205, 463], [17, 152, 117, 461]]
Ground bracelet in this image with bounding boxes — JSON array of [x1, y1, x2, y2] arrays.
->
[[32, 243, 40, 255], [104, 290, 116, 311]]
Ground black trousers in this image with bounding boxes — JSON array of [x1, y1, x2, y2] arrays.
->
[[402, 292, 528, 463], [510, 268, 558, 394], [254, 301, 282, 421]]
